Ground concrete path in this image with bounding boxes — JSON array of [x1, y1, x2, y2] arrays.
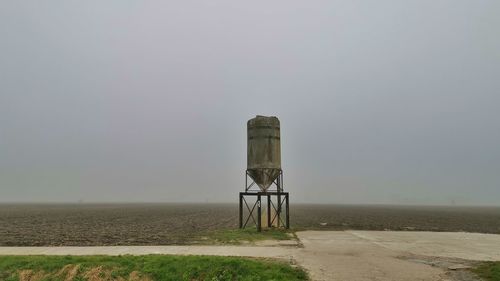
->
[[295, 231, 500, 281], [296, 231, 443, 281], [0, 245, 294, 258], [348, 230, 500, 261], [2, 231, 500, 281]]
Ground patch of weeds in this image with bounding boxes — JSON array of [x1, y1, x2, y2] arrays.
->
[[472, 262, 500, 281]]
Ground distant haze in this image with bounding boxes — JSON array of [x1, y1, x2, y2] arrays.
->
[[1, 1, 499, 205]]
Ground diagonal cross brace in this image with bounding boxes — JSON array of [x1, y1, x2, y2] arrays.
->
[[242, 197, 258, 228]]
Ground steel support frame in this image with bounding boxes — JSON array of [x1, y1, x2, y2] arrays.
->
[[239, 170, 289, 231]]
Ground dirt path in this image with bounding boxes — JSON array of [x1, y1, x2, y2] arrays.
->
[[1, 231, 500, 281]]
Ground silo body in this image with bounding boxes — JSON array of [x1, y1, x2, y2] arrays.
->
[[247, 116, 281, 191]]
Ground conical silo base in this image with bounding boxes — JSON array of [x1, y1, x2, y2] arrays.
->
[[247, 169, 281, 191]]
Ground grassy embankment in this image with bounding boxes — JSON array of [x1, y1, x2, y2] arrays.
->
[[473, 262, 500, 281], [0, 255, 308, 281]]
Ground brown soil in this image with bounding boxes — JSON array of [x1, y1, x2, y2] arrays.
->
[[0, 203, 499, 246], [293, 204, 500, 234]]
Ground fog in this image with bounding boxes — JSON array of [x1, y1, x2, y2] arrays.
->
[[1, 1, 499, 205]]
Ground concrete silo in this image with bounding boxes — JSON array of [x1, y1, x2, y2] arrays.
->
[[239, 115, 289, 231], [247, 116, 281, 191]]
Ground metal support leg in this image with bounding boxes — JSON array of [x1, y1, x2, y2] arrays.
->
[[267, 195, 271, 227], [277, 193, 281, 228], [257, 194, 261, 232], [239, 193, 243, 228], [240, 169, 289, 231], [286, 194, 290, 229]]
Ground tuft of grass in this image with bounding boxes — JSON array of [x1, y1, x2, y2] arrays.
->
[[472, 262, 500, 281], [0, 255, 308, 281], [206, 228, 294, 244]]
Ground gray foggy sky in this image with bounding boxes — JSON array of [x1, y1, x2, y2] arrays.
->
[[1, 1, 499, 205]]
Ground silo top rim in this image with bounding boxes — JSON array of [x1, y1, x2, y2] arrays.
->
[[248, 115, 280, 126]]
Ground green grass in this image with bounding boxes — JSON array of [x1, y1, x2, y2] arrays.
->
[[0, 255, 308, 281], [205, 228, 294, 244], [472, 262, 500, 281]]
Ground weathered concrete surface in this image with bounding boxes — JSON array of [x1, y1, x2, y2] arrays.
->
[[0, 245, 294, 258], [1, 231, 500, 281], [295, 231, 446, 281], [348, 230, 500, 261], [294, 231, 500, 280]]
